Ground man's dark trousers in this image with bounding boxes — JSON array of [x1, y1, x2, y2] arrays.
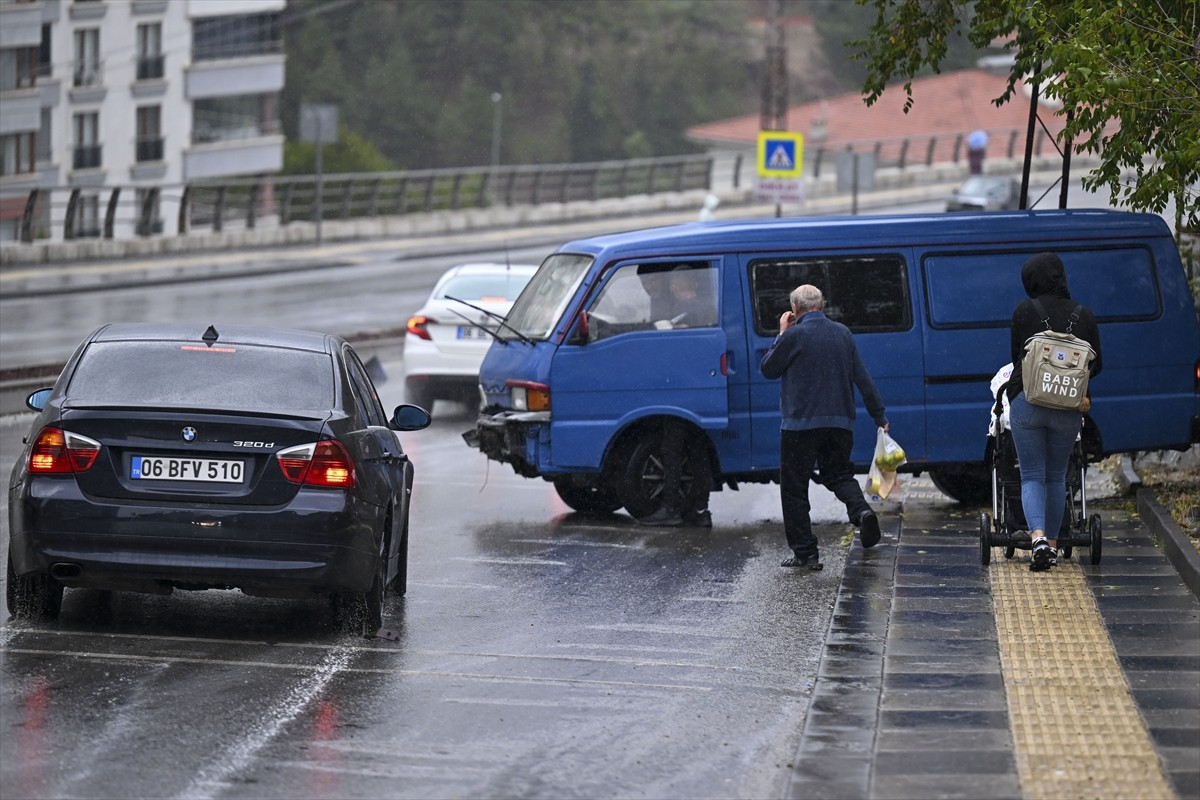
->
[[781, 428, 872, 558]]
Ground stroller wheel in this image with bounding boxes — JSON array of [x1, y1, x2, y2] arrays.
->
[[1089, 514, 1103, 564], [1062, 545, 1073, 560], [979, 512, 992, 566], [1004, 545, 1015, 559]]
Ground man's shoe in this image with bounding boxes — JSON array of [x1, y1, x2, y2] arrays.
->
[[781, 553, 823, 571], [639, 507, 683, 527], [859, 511, 881, 549], [683, 509, 713, 528]]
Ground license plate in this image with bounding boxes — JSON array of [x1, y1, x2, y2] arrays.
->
[[456, 325, 491, 340], [131, 456, 245, 483]]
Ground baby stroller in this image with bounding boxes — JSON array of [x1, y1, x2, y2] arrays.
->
[[978, 366, 1102, 566]]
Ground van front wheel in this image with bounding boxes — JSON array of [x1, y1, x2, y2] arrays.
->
[[616, 433, 710, 520], [554, 477, 622, 515], [929, 465, 991, 506]]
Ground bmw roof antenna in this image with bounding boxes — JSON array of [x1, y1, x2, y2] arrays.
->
[[202, 325, 219, 346]]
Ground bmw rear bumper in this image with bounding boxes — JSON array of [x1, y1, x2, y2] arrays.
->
[[9, 481, 381, 598]]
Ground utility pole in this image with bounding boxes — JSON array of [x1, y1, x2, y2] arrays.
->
[[761, 0, 788, 133], [761, 0, 788, 216]]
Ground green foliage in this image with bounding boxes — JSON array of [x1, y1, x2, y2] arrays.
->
[[281, 126, 395, 175], [849, 0, 1200, 229], [281, 0, 755, 170]]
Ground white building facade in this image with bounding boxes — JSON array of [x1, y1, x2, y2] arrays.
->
[[0, 0, 285, 242]]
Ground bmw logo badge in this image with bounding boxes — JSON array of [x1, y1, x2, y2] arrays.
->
[[181, 427, 197, 442]]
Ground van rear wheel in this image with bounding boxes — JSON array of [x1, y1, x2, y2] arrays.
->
[[929, 465, 990, 506]]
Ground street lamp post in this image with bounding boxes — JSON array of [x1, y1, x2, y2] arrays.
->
[[490, 92, 503, 168]]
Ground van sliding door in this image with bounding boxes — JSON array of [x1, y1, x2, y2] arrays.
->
[[744, 252, 924, 470]]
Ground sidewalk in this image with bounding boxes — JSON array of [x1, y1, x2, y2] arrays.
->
[[788, 471, 1200, 800]]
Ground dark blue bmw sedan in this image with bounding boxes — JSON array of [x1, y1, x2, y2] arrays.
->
[[6, 322, 431, 635]]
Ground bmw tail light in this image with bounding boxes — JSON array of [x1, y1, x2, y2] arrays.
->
[[507, 380, 550, 412], [406, 315, 432, 341], [276, 440, 357, 489], [29, 427, 101, 473]]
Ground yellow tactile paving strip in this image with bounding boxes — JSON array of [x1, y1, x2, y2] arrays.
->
[[989, 551, 1176, 800]]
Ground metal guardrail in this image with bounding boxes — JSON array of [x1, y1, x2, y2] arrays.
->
[[5, 154, 716, 243]]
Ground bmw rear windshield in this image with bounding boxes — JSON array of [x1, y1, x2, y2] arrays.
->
[[65, 341, 336, 411], [498, 254, 593, 341]]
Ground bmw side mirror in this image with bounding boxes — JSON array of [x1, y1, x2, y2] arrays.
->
[[26, 388, 52, 412], [391, 404, 433, 431]]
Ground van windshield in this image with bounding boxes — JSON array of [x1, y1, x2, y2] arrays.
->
[[499, 253, 593, 341]]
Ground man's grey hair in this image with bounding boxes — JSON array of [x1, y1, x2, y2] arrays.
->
[[790, 284, 825, 312]]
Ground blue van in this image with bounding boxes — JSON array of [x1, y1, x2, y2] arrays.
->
[[465, 210, 1200, 515]]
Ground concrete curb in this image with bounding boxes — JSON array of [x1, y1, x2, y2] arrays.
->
[[1136, 487, 1200, 600]]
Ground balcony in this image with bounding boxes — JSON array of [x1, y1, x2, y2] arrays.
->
[[73, 144, 101, 170], [0, 2, 42, 48], [73, 65, 103, 88], [183, 133, 282, 181], [136, 136, 163, 162], [185, 54, 283, 99], [136, 55, 164, 81], [0, 88, 40, 135]]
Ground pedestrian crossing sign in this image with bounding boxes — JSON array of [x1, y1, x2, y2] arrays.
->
[[757, 131, 804, 178]]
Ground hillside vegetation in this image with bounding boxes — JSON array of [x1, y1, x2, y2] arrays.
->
[[280, 0, 983, 172]]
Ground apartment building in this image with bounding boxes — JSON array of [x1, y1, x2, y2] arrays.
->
[[0, 0, 285, 242]]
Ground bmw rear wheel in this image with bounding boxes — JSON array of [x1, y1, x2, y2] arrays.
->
[[6, 550, 63, 622], [332, 538, 386, 637]]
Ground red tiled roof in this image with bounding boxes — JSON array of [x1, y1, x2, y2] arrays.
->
[[687, 69, 1069, 162]]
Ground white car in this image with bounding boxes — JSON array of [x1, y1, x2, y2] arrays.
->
[[403, 262, 538, 409]]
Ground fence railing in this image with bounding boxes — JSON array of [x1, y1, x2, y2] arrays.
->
[[1, 126, 1068, 244], [3, 153, 716, 243]]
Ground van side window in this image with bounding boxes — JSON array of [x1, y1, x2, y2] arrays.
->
[[748, 255, 911, 335], [588, 262, 717, 341], [923, 247, 1161, 327]]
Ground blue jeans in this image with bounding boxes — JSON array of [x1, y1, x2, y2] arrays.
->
[[1008, 392, 1082, 538]]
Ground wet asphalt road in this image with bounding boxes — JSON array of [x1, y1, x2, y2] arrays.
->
[[0, 223, 873, 799], [0, 358, 865, 800]]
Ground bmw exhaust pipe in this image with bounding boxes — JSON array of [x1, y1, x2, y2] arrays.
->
[[49, 562, 82, 580]]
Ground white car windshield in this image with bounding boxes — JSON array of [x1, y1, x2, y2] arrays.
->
[[499, 254, 593, 341]]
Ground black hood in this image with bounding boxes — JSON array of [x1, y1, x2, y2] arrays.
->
[[1021, 252, 1071, 299]]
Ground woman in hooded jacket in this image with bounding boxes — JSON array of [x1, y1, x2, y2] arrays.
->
[[1006, 252, 1103, 571]]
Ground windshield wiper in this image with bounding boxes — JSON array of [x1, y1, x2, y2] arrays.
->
[[448, 307, 507, 346], [444, 295, 535, 345]]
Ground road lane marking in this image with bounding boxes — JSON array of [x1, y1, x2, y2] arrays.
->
[[1, 648, 718, 692], [177, 647, 353, 800], [989, 552, 1175, 800]]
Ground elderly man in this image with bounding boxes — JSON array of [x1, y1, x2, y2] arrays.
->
[[759, 284, 888, 569]]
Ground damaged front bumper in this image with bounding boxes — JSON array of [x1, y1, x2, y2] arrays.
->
[[462, 409, 552, 478]]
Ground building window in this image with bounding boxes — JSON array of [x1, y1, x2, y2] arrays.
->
[[193, 94, 277, 144], [193, 13, 281, 61], [73, 28, 101, 86], [36, 108, 52, 162], [75, 193, 101, 239], [135, 188, 162, 235], [1, 47, 38, 91], [73, 112, 101, 169], [38, 23, 52, 78], [1, 133, 37, 177], [136, 22, 164, 80], [136, 106, 163, 162]]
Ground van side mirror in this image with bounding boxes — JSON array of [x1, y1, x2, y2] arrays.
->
[[569, 311, 590, 345]]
